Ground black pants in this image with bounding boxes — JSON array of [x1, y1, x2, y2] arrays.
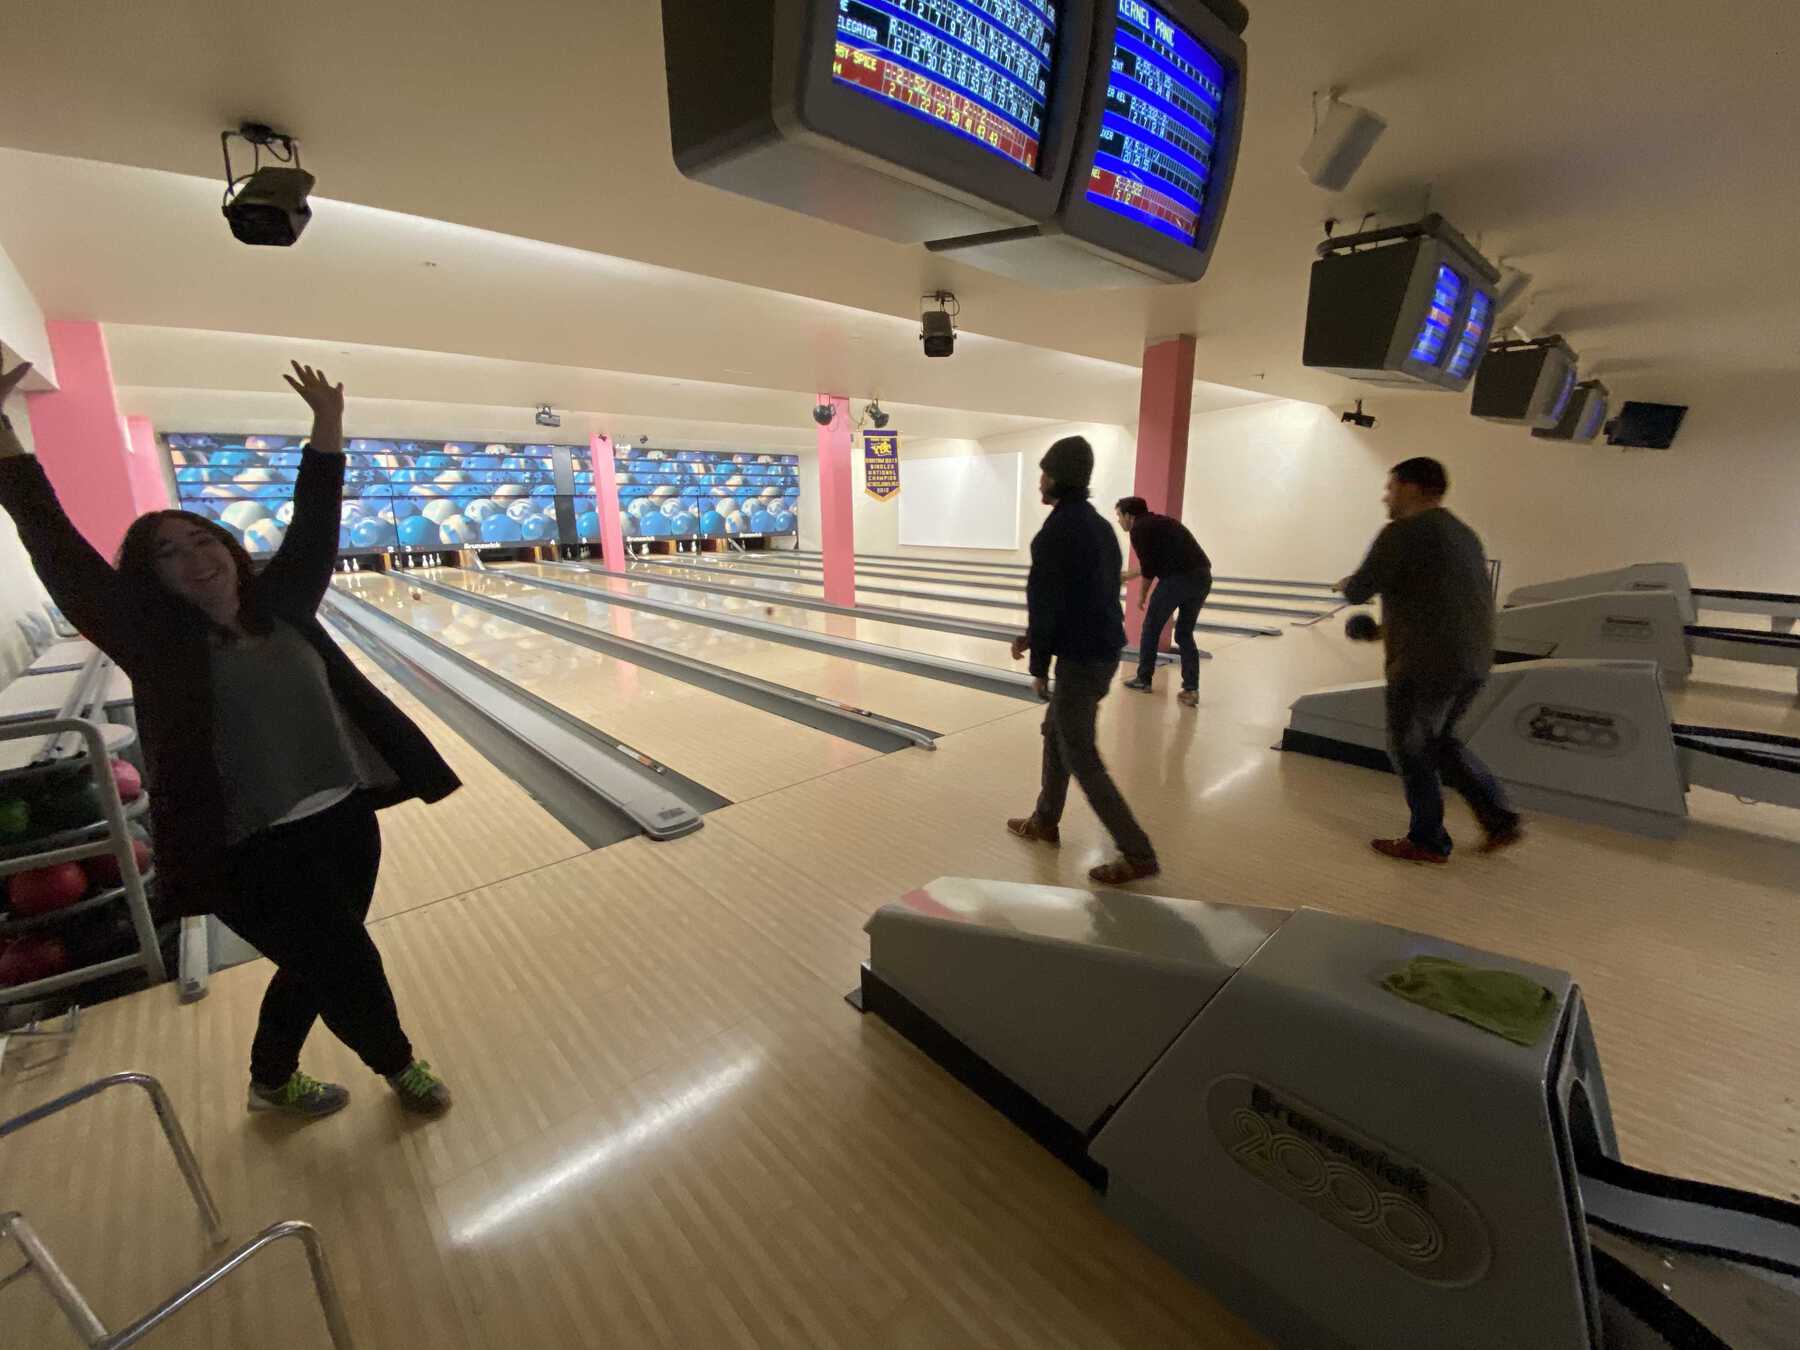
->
[[1384, 678, 1519, 857], [1035, 658, 1157, 865], [213, 794, 413, 1088], [1135, 570, 1211, 690]]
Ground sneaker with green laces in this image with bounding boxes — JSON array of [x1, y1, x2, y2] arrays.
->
[[386, 1059, 452, 1115], [247, 1070, 350, 1119]]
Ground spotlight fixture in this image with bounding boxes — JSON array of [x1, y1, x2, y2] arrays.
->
[[921, 290, 959, 359], [220, 123, 314, 246], [865, 401, 891, 430], [811, 402, 836, 427], [638, 434, 651, 445], [534, 404, 562, 428], [1340, 399, 1378, 430]]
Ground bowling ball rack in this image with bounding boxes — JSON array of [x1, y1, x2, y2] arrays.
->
[[1, 716, 165, 1010]]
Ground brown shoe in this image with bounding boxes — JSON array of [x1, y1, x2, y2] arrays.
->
[[1371, 837, 1448, 865], [1177, 689, 1199, 708], [1007, 816, 1061, 846], [1478, 824, 1526, 855], [1089, 857, 1160, 886]]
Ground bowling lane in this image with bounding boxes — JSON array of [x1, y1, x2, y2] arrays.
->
[[340, 573, 880, 801], [326, 621, 588, 922], [641, 555, 1329, 623], [521, 562, 1260, 666], [431, 568, 1024, 734], [619, 557, 1039, 630], [501, 562, 1031, 668]]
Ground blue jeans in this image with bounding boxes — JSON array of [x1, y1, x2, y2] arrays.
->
[[1384, 679, 1518, 856], [1135, 570, 1211, 690]]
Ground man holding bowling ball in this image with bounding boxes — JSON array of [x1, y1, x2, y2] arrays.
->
[[0, 358, 458, 1119], [1335, 457, 1523, 864], [1007, 436, 1159, 886]]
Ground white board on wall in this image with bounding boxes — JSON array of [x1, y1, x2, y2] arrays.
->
[[898, 452, 1022, 550]]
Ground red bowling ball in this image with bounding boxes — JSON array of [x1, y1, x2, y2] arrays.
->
[[110, 759, 143, 802], [7, 862, 89, 917], [0, 934, 71, 987], [84, 837, 153, 889]]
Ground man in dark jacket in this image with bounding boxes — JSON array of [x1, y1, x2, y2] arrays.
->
[[1116, 496, 1211, 706], [1337, 456, 1523, 863], [1007, 436, 1159, 885]]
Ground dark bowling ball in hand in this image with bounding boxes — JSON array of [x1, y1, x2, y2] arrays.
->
[[1345, 613, 1383, 642]]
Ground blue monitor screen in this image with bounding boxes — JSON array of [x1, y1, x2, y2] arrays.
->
[[1547, 364, 1578, 423], [1085, 0, 1229, 246], [1576, 394, 1608, 441], [832, 0, 1058, 172], [1446, 289, 1492, 380], [1409, 265, 1464, 366]]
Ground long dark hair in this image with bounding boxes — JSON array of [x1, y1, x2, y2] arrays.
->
[[114, 510, 272, 638]]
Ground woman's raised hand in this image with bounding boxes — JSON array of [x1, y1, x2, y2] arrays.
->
[[283, 362, 345, 420]]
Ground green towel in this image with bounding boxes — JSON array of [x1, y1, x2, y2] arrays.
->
[[1381, 956, 1556, 1047]]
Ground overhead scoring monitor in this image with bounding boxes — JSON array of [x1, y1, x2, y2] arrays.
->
[[1470, 336, 1580, 429], [662, 0, 1093, 244], [1302, 215, 1500, 391], [1083, 0, 1231, 246], [926, 0, 1248, 287], [1533, 380, 1611, 443]]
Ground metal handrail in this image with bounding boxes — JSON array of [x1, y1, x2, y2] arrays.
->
[[1, 1213, 355, 1349], [0, 1072, 223, 1244]]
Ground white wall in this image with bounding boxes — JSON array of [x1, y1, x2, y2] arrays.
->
[[807, 423, 1137, 564], [0, 411, 53, 682], [1181, 385, 1800, 592]]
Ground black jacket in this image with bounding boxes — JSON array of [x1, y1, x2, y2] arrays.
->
[[1025, 494, 1127, 678], [1342, 507, 1495, 686], [0, 450, 461, 918]]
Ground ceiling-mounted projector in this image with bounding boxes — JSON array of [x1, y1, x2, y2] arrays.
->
[[220, 123, 313, 246]]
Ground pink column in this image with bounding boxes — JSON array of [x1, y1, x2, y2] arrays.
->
[[1131, 335, 1197, 631], [124, 416, 172, 515], [23, 322, 138, 556], [590, 432, 626, 571], [815, 394, 856, 607]]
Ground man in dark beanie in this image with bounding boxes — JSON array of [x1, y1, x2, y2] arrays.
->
[[1007, 435, 1160, 885]]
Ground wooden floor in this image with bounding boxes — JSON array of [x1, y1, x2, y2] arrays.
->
[[2, 610, 1795, 1349]]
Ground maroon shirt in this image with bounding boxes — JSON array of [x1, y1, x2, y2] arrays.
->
[[0, 450, 460, 917]]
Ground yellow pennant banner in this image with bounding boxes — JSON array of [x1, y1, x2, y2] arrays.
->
[[863, 430, 900, 502]]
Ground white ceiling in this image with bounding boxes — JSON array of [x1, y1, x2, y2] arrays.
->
[[1, 0, 1796, 423]]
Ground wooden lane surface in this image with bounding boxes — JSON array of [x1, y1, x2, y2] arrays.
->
[[328, 623, 588, 922], [345, 572, 880, 803], [434, 567, 1025, 736], [510, 563, 1260, 670]]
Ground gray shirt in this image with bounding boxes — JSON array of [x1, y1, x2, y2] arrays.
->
[[1342, 507, 1495, 686], [210, 619, 395, 842]]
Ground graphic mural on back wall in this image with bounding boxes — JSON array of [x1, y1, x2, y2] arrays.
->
[[166, 436, 802, 554], [588, 446, 801, 542]]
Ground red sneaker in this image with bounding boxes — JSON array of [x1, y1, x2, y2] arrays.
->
[[1370, 837, 1448, 865], [1007, 817, 1061, 846]]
